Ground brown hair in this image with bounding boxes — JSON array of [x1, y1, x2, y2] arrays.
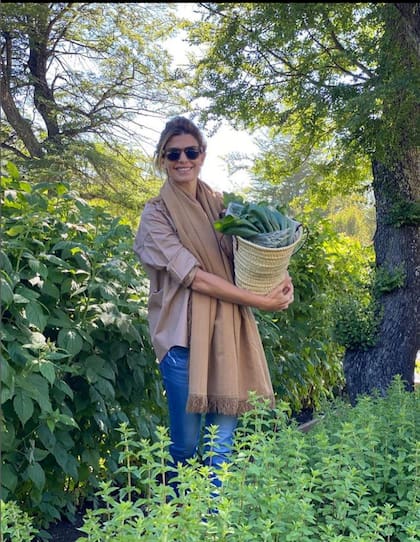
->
[[154, 116, 207, 173]]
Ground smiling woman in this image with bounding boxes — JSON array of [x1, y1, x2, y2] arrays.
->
[[143, 115, 257, 192], [133, 115, 294, 501]]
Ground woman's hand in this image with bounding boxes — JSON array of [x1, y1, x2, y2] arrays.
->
[[260, 272, 294, 312], [191, 268, 294, 312]]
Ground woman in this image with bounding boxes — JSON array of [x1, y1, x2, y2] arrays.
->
[[134, 116, 294, 488]]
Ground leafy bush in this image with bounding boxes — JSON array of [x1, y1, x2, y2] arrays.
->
[[333, 295, 381, 350], [0, 162, 167, 526], [0, 500, 39, 541], [74, 378, 419, 541]]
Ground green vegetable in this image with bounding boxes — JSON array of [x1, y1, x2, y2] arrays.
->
[[214, 197, 301, 249], [213, 214, 261, 237]]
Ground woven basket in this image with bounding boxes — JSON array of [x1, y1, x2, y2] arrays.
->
[[234, 227, 303, 294]]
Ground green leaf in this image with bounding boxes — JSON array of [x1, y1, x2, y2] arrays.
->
[[5, 224, 27, 236], [0, 277, 14, 305], [56, 413, 79, 429], [56, 182, 69, 196], [40, 280, 60, 299], [26, 462, 46, 490], [24, 301, 48, 332], [37, 424, 56, 452], [1, 422, 16, 452], [57, 328, 83, 356], [94, 376, 115, 399], [52, 443, 71, 473], [28, 258, 49, 278], [33, 447, 50, 462], [39, 361, 56, 385], [1, 385, 15, 404], [13, 293, 31, 304], [43, 254, 72, 269], [0, 250, 13, 274], [13, 391, 34, 426], [6, 161, 20, 180], [0, 357, 15, 387], [45, 350, 71, 361], [1, 463, 18, 491], [54, 379, 74, 399], [48, 308, 73, 327], [15, 284, 40, 300], [17, 373, 52, 412], [18, 180, 31, 192]]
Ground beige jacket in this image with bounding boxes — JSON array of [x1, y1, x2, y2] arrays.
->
[[133, 196, 200, 361]]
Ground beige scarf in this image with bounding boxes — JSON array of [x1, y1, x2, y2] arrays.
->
[[160, 178, 274, 415]]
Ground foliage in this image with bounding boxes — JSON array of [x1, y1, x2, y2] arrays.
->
[[0, 500, 39, 542], [0, 3, 187, 196], [333, 296, 381, 351], [77, 142, 162, 229], [188, 3, 419, 167], [373, 263, 406, 296], [333, 258, 408, 351], [72, 379, 419, 541], [238, 132, 376, 246], [245, 129, 374, 211], [325, 194, 376, 247], [0, 162, 167, 527], [387, 199, 420, 228]]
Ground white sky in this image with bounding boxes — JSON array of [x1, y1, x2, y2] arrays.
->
[[200, 124, 257, 193]]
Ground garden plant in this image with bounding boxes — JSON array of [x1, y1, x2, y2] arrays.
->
[[3, 378, 416, 541], [77, 380, 420, 541]]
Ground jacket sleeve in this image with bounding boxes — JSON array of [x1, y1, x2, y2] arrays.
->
[[133, 201, 200, 287]]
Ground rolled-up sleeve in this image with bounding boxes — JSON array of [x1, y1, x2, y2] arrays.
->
[[134, 200, 200, 287]]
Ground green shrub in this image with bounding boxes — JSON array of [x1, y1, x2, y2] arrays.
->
[[332, 296, 381, 350], [0, 500, 38, 541], [75, 378, 419, 541], [0, 162, 167, 526]]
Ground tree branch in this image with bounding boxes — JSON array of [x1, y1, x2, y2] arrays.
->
[[1, 32, 43, 157]]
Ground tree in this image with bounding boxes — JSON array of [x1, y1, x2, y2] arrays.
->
[[187, 2, 420, 402], [0, 2, 187, 209]]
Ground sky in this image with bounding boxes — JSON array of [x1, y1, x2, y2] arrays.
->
[[195, 123, 258, 193]]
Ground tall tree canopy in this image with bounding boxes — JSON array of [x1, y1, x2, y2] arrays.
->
[[187, 2, 420, 401], [0, 2, 187, 210]]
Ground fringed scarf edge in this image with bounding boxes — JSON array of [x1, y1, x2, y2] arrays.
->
[[186, 393, 275, 416]]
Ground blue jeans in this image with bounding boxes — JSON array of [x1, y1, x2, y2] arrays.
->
[[159, 346, 238, 488]]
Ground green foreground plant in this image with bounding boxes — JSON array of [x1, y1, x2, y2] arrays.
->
[[0, 500, 39, 542], [72, 379, 419, 542]]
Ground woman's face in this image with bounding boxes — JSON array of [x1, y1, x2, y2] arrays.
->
[[163, 133, 205, 187]]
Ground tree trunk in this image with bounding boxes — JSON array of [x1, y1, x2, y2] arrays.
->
[[343, 150, 420, 404]]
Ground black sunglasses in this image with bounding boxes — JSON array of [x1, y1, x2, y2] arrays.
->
[[164, 146, 202, 161]]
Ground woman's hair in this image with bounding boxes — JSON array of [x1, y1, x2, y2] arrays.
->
[[154, 116, 207, 173]]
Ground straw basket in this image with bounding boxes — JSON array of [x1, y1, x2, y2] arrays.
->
[[233, 227, 303, 294]]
